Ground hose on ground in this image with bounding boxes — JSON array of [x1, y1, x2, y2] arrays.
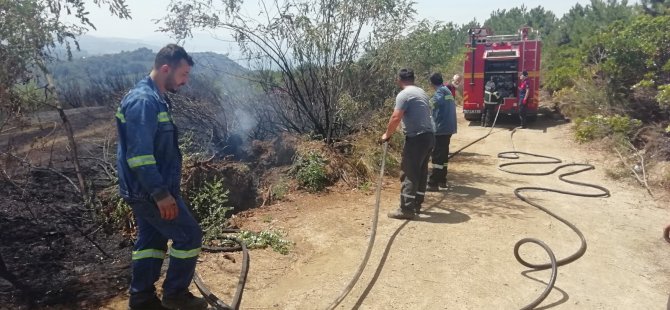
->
[[664, 225, 670, 244], [327, 107, 504, 308], [194, 229, 249, 310], [448, 105, 503, 160], [326, 142, 388, 310], [498, 128, 610, 309], [195, 105, 611, 309]]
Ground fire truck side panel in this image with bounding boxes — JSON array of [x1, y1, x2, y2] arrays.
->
[[462, 44, 487, 120]]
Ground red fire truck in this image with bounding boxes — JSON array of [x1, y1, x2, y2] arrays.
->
[[462, 27, 541, 122]]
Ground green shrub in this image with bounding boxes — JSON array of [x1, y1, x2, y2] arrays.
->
[[656, 84, 670, 109], [97, 187, 135, 234], [189, 177, 232, 241], [574, 114, 642, 143], [293, 152, 329, 192], [270, 179, 290, 200], [237, 230, 292, 255]]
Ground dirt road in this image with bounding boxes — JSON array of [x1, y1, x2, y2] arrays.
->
[[105, 112, 669, 310]]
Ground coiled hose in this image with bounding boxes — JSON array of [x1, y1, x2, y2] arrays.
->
[[498, 128, 610, 308]]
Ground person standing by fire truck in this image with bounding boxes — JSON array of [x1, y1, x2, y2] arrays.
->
[[381, 68, 435, 219], [427, 73, 457, 191], [482, 77, 503, 127], [445, 74, 462, 103], [518, 71, 531, 128]]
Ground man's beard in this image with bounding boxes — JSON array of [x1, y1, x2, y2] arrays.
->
[[165, 74, 181, 93]]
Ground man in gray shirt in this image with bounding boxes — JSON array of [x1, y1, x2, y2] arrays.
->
[[381, 68, 435, 219]]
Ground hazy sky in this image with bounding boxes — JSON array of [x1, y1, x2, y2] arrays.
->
[[75, 0, 639, 50]]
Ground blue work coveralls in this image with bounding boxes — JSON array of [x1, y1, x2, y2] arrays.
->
[[115, 76, 202, 303]]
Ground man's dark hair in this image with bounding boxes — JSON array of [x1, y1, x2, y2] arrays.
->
[[398, 68, 415, 83], [154, 44, 194, 69], [430, 73, 444, 86], [521, 71, 528, 77]]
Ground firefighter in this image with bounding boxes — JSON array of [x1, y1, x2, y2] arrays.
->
[[427, 73, 457, 191], [482, 77, 503, 127], [518, 71, 531, 128], [381, 68, 435, 219], [116, 44, 208, 310]]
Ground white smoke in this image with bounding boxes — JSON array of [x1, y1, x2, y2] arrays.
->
[[233, 108, 258, 138]]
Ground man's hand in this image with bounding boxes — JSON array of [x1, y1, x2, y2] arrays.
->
[[380, 133, 390, 144], [381, 109, 404, 144], [156, 194, 178, 220]]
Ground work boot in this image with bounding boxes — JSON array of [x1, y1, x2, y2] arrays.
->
[[414, 205, 422, 214], [128, 295, 170, 310], [439, 181, 448, 189], [426, 183, 439, 192], [387, 208, 416, 220], [161, 291, 208, 310]]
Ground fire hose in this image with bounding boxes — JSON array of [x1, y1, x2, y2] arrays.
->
[[327, 106, 505, 309], [196, 104, 612, 309], [327, 105, 611, 309], [498, 128, 610, 308], [194, 229, 249, 310]]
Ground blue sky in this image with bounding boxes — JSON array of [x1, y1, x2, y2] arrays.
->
[[74, 0, 639, 52]]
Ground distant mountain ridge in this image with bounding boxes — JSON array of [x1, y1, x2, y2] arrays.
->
[[59, 34, 241, 57], [50, 47, 247, 86], [73, 35, 162, 56]]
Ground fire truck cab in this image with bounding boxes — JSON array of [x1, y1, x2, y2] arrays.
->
[[462, 27, 541, 122]]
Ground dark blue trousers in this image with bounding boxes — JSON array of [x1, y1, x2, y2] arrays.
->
[[126, 196, 202, 305]]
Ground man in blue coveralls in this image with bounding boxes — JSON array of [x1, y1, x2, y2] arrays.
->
[[116, 44, 207, 310]]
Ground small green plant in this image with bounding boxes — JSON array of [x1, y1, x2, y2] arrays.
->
[[189, 177, 232, 241], [293, 152, 329, 192], [97, 188, 135, 233], [261, 215, 273, 223], [358, 180, 373, 192], [237, 230, 292, 255], [271, 179, 290, 201], [111, 196, 133, 227]]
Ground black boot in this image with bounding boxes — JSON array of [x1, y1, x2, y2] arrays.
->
[[162, 291, 208, 310], [129, 295, 169, 310], [387, 208, 416, 220]]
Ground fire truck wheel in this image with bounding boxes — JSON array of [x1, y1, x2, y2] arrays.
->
[[464, 113, 481, 122]]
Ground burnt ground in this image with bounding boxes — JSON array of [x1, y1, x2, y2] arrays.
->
[[0, 107, 296, 309], [0, 107, 133, 309], [0, 169, 132, 310]]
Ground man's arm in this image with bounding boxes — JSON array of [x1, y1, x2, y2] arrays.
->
[[124, 99, 177, 220], [381, 109, 404, 141], [523, 81, 530, 105]]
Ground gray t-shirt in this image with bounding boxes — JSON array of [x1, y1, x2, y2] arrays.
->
[[394, 85, 435, 137]]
